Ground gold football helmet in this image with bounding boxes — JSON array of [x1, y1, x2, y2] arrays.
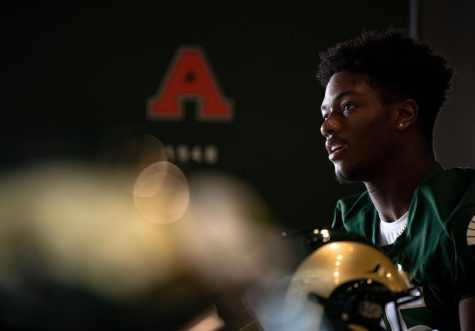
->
[[285, 230, 419, 331]]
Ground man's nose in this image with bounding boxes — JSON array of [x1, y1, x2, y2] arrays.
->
[[320, 113, 341, 138]]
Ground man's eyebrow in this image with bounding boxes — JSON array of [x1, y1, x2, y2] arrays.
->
[[321, 90, 358, 112]]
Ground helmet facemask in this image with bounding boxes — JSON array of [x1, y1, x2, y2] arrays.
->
[[285, 234, 421, 331]]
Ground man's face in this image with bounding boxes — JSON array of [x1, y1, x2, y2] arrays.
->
[[320, 71, 398, 183]]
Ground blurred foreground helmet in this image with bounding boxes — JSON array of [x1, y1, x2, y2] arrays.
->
[[285, 230, 420, 331]]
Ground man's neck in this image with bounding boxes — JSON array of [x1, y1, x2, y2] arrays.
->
[[364, 156, 436, 222]]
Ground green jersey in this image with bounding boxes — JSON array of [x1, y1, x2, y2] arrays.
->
[[332, 163, 475, 330]]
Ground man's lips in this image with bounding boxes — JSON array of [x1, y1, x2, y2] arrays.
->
[[325, 139, 347, 160]]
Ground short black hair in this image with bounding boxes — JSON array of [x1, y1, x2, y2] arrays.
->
[[317, 29, 454, 143]]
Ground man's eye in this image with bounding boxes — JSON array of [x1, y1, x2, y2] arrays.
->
[[342, 103, 356, 112], [322, 113, 329, 120]]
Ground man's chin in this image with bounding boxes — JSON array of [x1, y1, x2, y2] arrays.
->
[[335, 173, 358, 184], [334, 167, 361, 184]]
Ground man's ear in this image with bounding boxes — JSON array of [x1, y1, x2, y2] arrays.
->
[[394, 98, 419, 130]]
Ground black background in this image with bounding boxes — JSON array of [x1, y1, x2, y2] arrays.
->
[[0, 2, 412, 330], [2, 2, 408, 230]]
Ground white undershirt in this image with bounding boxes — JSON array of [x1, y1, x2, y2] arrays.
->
[[378, 211, 409, 246]]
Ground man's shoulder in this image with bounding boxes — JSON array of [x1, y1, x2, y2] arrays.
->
[[420, 166, 475, 221], [416, 165, 475, 252], [424, 165, 475, 191], [333, 191, 375, 239], [335, 191, 371, 214]]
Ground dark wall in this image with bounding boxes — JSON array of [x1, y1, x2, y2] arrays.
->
[[0, 3, 422, 329], [420, 0, 475, 168], [2, 2, 408, 230]]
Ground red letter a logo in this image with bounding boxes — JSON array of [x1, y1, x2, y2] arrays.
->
[[148, 47, 233, 121]]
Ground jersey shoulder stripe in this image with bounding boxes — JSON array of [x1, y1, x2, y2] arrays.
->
[[467, 215, 475, 246]]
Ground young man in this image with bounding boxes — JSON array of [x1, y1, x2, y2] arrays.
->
[[318, 29, 475, 330]]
